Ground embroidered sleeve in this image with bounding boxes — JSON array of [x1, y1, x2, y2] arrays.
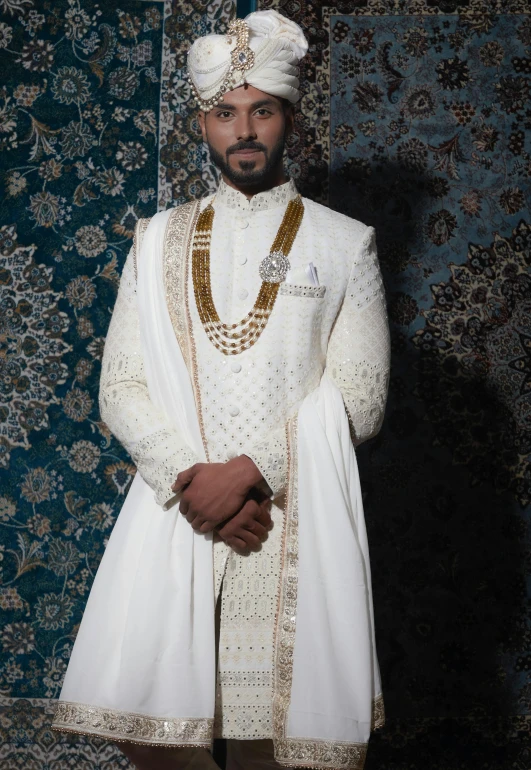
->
[[243, 429, 288, 500], [99, 229, 199, 508], [245, 226, 390, 495], [325, 226, 391, 445]]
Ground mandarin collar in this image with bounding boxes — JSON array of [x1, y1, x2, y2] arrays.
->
[[214, 177, 299, 212]]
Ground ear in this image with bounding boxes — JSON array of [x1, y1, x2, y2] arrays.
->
[[197, 109, 207, 142]]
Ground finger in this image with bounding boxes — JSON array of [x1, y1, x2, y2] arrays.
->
[[191, 516, 205, 531], [234, 529, 262, 551], [199, 520, 216, 534], [245, 521, 268, 541], [215, 517, 235, 538], [241, 519, 267, 536], [173, 471, 191, 494], [172, 464, 200, 493], [239, 499, 261, 518], [185, 507, 197, 524], [258, 500, 272, 514], [179, 497, 189, 517], [216, 499, 262, 539], [255, 509, 273, 529], [226, 536, 249, 554], [218, 508, 254, 538]]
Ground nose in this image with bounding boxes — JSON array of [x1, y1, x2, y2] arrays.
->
[[235, 113, 257, 142]]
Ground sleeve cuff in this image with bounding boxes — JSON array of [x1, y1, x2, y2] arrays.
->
[[150, 447, 200, 508], [244, 432, 288, 499]]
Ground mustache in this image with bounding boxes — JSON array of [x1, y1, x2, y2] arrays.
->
[[226, 141, 267, 155]]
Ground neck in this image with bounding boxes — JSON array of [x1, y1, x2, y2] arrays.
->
[[220, 167, 289, 200]]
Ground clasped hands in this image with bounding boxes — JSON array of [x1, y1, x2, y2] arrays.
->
[[171, 455, 273, 554]]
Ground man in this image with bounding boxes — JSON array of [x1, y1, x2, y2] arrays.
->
[[52, 10, 391, 770]]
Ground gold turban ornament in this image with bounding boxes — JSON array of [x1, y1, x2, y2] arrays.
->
[[185, 10, 309, 111]]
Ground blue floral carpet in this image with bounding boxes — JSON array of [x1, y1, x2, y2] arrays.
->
[[0, 0, 229, 766]]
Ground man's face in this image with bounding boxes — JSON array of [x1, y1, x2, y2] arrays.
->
[[198, 84, 293, 191]]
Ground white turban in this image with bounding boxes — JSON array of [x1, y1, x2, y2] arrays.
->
[[186, 10, 308, 111]]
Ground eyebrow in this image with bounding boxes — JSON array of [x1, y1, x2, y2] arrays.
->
[[214, 98, 279, 111]]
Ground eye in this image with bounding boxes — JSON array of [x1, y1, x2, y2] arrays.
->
[[255, 108, 272, 116], [215, 110, 234, 119]]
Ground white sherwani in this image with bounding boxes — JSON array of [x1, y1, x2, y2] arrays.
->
[[98, 178, 390, 737], [53, 178, 390, 766]]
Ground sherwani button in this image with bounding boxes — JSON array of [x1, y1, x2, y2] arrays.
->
[[239, 255, 248, 265], [238, 289, 249, 300], [229, 405, 240, 417], [231, 362, 242, 373], [236, 218, 249, 229]]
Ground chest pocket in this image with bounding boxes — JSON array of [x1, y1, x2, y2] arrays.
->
[[279, 283, 327, 299], [275, 283, 327, 358]]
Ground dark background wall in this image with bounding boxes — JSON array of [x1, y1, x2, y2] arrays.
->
[[0, 1, 529, 768], [261, 1, 530, 767]]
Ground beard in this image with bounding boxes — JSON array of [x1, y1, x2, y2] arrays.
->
[[206, 133, 286, 191]]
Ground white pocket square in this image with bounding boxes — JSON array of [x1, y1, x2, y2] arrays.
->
[[285, 262, 319, 287]]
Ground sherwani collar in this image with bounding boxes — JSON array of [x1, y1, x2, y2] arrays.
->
[[214, 177, 299, 212]]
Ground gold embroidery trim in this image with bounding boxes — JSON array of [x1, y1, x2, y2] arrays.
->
[[163, 200, 197, 372], [272, 416, 381, 769], [272, 416, 299, 739], [163, 199, 209, 463], [372, 693, 385, 731], [52, 701, 213, 748], [133, 216, 151, 283], [183, 200, 211, 462], [274, 738, 368, 770]]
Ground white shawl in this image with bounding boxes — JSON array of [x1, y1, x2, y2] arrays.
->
[[53, 205, 383, 769]]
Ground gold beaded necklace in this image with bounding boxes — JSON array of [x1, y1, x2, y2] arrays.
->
[[192, 195, 304, 356]]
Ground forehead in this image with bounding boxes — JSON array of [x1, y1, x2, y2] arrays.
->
[[217, 83, 282, 108]]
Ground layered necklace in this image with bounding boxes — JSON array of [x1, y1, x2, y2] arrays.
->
[[192, 194, 304, 356]]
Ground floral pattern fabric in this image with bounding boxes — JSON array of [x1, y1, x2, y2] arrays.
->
[[0, 0, 232, 767]]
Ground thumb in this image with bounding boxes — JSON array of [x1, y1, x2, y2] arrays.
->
[[172, 463, 200, 493]]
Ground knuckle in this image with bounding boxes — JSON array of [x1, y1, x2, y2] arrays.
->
[[221, 524, 233, 538]]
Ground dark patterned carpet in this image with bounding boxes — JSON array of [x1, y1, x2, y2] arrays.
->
[[260, 0, 531, 766], [0, 0, 529, 767]]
